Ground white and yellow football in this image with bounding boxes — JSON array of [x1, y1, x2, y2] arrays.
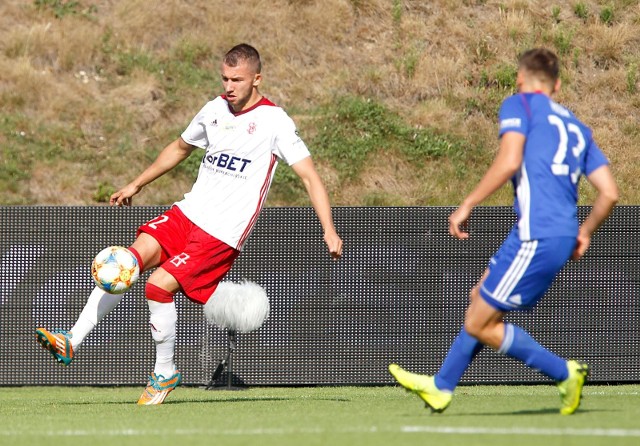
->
[[91, 246, 140, 294]]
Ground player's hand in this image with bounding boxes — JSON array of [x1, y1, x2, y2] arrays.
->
[[448, 203, 472, 239], [571, 229, 591, 260], [110, 183, 140, 207], [324, 230, 343, 260]]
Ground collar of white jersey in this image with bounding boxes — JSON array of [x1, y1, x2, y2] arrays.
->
[[220, 95, 277, 116]]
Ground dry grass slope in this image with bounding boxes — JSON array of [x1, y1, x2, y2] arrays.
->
[[1, 0, 639, 206]]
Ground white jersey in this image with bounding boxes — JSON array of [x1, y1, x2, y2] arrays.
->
[[177, 96, 311, 250]]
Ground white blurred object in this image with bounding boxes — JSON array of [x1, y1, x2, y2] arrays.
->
[[204, 280, 270, 332]]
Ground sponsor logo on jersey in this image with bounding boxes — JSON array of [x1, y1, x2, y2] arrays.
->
[[500, 118, 521, 129], [203, 153, 252, 172], [247, 122, 256, 134]]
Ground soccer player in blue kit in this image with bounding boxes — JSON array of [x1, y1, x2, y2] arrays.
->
[[389, 48, 619, 415]]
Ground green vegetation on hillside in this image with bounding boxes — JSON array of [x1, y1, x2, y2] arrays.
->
[[1, 0, 638, 205]]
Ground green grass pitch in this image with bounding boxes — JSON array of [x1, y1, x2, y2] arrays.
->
[[1, 384, 639, 446]]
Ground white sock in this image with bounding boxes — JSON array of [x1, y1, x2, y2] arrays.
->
[[70, 286, 124, 350], [148, 300, 177, 378]]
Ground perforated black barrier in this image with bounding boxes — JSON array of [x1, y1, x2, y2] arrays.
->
[[1, 206, 638, 386]]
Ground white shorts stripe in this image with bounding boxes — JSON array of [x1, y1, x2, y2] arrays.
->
[[492, 240, 538, 303]]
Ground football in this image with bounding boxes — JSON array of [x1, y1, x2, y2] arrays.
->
[[91, 246, 140, 294]]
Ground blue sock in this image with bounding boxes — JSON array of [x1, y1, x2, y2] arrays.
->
[[499, 323, 568, 381], [435, 328, 483, 392]]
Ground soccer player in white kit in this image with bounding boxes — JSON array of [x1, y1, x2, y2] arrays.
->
[[35, 44, 343, 404]]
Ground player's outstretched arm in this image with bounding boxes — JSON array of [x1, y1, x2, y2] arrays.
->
[[291, 156, 343, 260], [110, 137, 196, 206], [449, 132, 524, 239], [572, 165, 619, 260]]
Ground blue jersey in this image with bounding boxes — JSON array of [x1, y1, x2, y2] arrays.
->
[[498, 93, 609, 240]]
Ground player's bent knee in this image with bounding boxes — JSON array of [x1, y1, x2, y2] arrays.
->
[[463, 309, 493, 344], [146, 282, 175, 303], [463, 319, 482, 340]]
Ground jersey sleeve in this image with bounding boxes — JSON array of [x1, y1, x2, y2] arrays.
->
[[584, 138, 609, 175], [180, 102, 212, 149], [498, 94, 529, 138], [273, 113, 311, 166]]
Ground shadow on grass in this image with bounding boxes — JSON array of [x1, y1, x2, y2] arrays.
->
[[62, 396, 351, 406], [167, 395, 352, 405], [162, 397, 297, 405], [452, 407, 608, 416]]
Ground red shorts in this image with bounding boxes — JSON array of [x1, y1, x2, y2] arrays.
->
[[137, 206, 240, 305]]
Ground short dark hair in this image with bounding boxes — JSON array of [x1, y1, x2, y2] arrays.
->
[[223, 43, 262, 73], [518, 48, 560, 86]]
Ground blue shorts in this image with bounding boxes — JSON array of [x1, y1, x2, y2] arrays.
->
[[479, 228, 576, 311]]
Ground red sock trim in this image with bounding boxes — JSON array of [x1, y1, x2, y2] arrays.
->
[[127, 247, 144, 272], [146, 282, 175, 303]]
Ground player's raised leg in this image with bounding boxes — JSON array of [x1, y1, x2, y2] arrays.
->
[[35, 246, 146, 365], [35, 287, 127, 366]]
